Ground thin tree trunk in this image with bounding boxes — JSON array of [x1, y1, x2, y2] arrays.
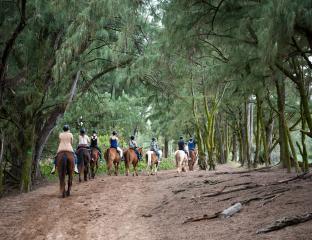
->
[[0, 132, 4, 194], [232, 130, 238, 162], [254, 96, 261, 167], [265, 114, 274, 164], [164, 136, 169, 158]]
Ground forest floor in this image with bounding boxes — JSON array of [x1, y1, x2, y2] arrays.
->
[[0, 163, 311, 240]]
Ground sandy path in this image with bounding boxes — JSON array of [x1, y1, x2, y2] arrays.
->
[[0, 165, 311, 240]]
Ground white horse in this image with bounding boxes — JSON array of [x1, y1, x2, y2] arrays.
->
[[146, 150, 162, 175], [175, 150, 188, 174]]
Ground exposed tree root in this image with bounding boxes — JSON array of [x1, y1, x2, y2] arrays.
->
[[201, 184, 260, 198], [256, 212, 312, 234], [215, 166, 273, 175]]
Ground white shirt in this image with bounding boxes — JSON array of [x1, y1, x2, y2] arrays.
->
[[79, 135, 90, 145]]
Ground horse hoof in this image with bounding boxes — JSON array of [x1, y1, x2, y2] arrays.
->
[[62, 192, 66, 198]]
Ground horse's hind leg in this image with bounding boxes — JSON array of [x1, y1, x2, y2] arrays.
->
[[67, 174, 72, 196], [133, 162, 138, 176], [114, 162, 119, 176]]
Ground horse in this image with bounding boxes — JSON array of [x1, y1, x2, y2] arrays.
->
[[104, 147, 121, 176], [145, 150, 162, 175], [90, 147, 100, 179], [188, 149, 197, 171], [124, 147, 143, 176], [56, 151, 74, 198], [175, 150, 188, 174], [76, 146, 91, 182]]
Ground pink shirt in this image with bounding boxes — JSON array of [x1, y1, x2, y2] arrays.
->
[[57, 132, 74, 153]]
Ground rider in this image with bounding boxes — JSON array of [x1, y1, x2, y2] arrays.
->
[[51, 124, 79, 174], [77, 128, 90, 150], [178, 136, 188, 157], [90, 130, 103, 160], [188, 137, 196, 153], [129, 135, 142, 160], [109, 131, 123, 158], [150, 137, 160, 161]]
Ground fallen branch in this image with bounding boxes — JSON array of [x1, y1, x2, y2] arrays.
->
[[184, 202, 243, 223], [256, 212, 312, 234], [183, 212, 220, 223], [172, 189, 186, 194]]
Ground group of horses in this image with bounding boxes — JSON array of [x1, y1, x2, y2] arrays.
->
[[55, 146, 197, 198]]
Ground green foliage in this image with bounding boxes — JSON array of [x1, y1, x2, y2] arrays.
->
[[40, 157, 175, 180]]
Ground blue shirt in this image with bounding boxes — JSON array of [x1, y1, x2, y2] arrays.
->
[[188, 140, 196, 150], [110, 138, 118, 148]]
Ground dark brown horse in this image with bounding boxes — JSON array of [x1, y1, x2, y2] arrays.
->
[[56, 151, 74, 198], [188, 150, 197, 171], [76, 147, 91, 182], [104, 148, 121, 176], [124, 147, 142, 176], [90, 147, 100, 179]]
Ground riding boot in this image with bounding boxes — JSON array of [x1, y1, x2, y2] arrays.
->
[[74, 164, 79, 174], [51, 165, 56, 174]]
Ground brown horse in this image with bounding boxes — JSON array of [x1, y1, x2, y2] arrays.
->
[[56, 151, 74, 198], [124, 147, 142, 176], [76, 147, 91, 182], [104, 148, 121, 176], [90, 147, 100, 179], [145, 150, 159, 175], [188, 149, 197, 171]]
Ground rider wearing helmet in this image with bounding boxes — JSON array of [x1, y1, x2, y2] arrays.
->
[[129, 135, 141, 160], [109, 131, 123, 158], [150, 137, 160, 161], [51, 124, 79, 174], [90, 130, 103, 160], [178, 136, 188, 157], [77, 128, 90, 149], [188, 137, 196, 152]]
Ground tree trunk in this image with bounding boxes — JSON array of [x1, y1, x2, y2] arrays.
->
[[254, 96, 261, 167], [265, 114, 274, 164], [0, 132, 4, 194], [232, 130, 238, 162], [20, 126, 35, 193], [164, 136, 169, 158], [300, 103, 308, 172], [275, 76, 291, 172], [247, 100, 253, 167], [286, 125, 300, 173]]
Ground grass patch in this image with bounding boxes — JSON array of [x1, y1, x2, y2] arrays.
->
[[40, 157, 175, 179]]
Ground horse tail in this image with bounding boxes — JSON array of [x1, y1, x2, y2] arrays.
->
[[147, 151, 152, 166], [62, 153, 68, 176], [78, 149, 84, 167]]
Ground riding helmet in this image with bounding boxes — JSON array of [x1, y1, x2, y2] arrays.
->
[[80, 128, 86, 134], [112, 130, 117, 136], [152, 137, 156, 141], [130, 135, 135, 140], [180, 136, 183, 139], [63, 124, 70, 131], [189, 138, 193, 141], [93, 130, 97, 134]]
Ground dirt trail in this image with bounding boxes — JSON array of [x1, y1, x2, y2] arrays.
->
[[0, 165, 312, 240]]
